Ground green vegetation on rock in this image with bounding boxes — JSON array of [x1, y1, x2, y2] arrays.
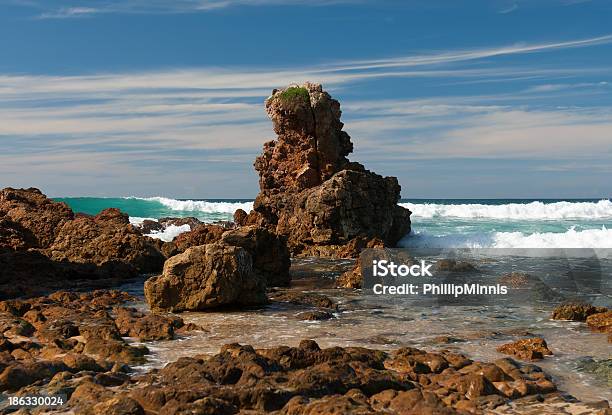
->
[[276, 86, 310, 104]]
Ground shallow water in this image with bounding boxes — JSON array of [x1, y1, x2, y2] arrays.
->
[[123, 255, 611, 404]]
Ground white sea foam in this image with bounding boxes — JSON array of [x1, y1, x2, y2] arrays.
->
[[129, 217, 156, 226], [401, 200, 612, 220], [145, 224, 192, 242], [135, 197, 612, 220], [138, 197, 253, 213], [400, 226, 612, 249]]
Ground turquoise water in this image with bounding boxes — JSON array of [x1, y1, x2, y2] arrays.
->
[[55, 197, 612, 248]]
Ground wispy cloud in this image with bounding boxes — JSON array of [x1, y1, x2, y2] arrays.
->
[[10, 0, 361, 19], [499, 2, 518, 14], [1, 35, 611, 196], [38, 7, 100, 19]]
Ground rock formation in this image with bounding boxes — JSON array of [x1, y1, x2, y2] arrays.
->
[[0, 188, 165, 297], [496, 338, 553, 361], [221, 225, 291, 287], [551, 303, 608, 321], [162, 223, 291, 287], [245, 83, 411, 257], [144, 243, 267, 311]]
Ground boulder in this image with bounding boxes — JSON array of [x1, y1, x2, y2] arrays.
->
[[113, 307, 181, 341], [336, 262, 362, 289], [248, 83, 411, 257], [551, 303, 607, 321], [172, 224, 227, 253], [144, 243, 266, 311], [586, 311, 612, 334], [170, 224, 291, 287], [221, 225, 290, 286], [434, 259, 477, 273], [496, 338, 553, 361], [233, 209, 248, 226]]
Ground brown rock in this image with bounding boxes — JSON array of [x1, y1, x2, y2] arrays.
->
[[249, 83, 411, 257], [0, 188, 166, 298], [586, 311, 612, 333], [269, 291, 337, 310], [551, 303, 607, 321], [297, 310, 334, 321], [497, 338, 553, 361], [144, 243, 266, 311], [221, 225, 290, 286], [48, 210, 164, 273], [0, 360, 67, 392], [113, 307, 178, 341], [336, 262, 362, 288], [233, 209, 248, 226], [173, 224, 226, 252], [434, 259, 477, 273], [0, 187, 74, 248], [94, 397, 145, 415]]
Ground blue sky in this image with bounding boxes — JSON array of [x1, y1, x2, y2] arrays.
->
[[0, 0, 611, 198]]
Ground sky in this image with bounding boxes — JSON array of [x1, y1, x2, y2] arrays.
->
[[0, 0, 611, 198]]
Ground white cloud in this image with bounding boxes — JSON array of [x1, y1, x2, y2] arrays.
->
[[38, 7, 100, 18], [21, 0, 360, 19], [1, 36, 611, 196]]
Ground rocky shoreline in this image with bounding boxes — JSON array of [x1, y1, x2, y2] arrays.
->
[[1, 83, 610, 413], [1, 287, 610, 414]]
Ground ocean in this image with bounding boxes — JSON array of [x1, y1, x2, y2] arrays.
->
[[54, 196, 612, 401], [56, 197, 612, 248]]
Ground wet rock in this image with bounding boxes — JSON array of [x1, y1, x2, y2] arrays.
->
[[431, 336, 465, 345], [497, 337, 553, 361], [247, 83, 411, 257], [574, 357, 611, 387], [159, 216, 202, 229], [114, 307, 179, 341], [586, 311, 612, 333], [83, 339, 148, 364], [336, 261, 363, 289], [434, 259, 477, 273], [552, 303, 608, 321], [0, 313, 36, 337], [139, 219, 164, 234], [499, 272, 532, 288], [499, 272, 565, 302], [269, 291, 337, 310], [297, 310, 334, 321], [145, 243, 266, 311]]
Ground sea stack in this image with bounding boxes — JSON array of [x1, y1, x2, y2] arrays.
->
[[246, 82, 411, 257]]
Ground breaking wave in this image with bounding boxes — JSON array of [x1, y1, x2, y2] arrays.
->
[[401, 200, 612, 220], [400, 226, 612, 249], [145, 224, 192, 242], [135, 197, 253, 214]]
